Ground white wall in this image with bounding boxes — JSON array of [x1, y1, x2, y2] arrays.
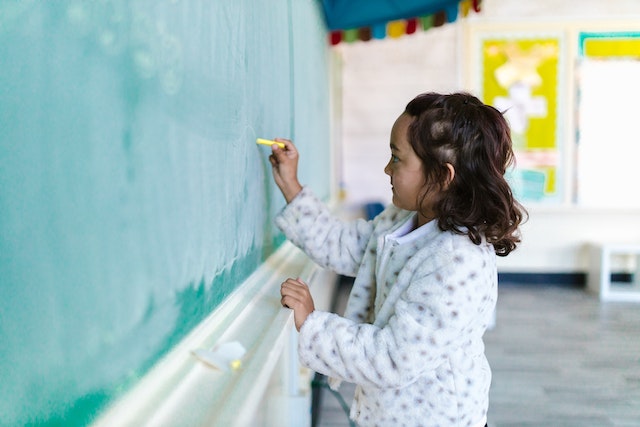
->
[[337, 25, 460, 209], [335, 0, 640, 273]]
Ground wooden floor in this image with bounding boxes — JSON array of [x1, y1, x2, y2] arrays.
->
[[315, 283, 640, 426]]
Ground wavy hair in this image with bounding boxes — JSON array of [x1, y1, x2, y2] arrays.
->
[[405, 92, 527, 256]]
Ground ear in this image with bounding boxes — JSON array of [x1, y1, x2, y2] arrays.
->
[[444, 163, 455, 187]]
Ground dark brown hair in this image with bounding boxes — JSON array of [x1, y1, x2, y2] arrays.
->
[[405, 92, 527, 256]]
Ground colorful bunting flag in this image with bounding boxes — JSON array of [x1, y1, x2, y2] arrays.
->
[[328, 0, 481, 46]]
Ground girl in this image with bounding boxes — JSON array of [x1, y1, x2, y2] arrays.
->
[[268, 92, 526, 427]]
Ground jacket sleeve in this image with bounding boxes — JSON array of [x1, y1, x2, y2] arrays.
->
[[274, 187, 376, 276], [296, 240, 496, 389]]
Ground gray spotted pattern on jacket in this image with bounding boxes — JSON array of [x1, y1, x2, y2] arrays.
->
[[275, 187, 497, 427]]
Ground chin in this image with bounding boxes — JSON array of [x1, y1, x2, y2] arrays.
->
[[391, 199, 407, 211]]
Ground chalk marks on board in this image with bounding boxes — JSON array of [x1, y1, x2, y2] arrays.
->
[[64, 0, 185, 95]]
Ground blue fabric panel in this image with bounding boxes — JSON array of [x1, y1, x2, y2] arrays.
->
[[322, 0, 460, 30]]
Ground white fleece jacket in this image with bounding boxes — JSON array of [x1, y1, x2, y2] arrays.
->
[[275, 187, 497, 427]]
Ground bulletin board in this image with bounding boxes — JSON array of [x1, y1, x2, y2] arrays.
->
[[464, 21, 640, 209], [471, 30, 566, 204]]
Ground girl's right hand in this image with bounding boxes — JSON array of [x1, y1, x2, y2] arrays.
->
[[269, 138, 303, 203], [280, 277, 315, 331]]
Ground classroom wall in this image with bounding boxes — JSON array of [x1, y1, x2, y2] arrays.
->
[[336, 0, 640, 273], [0, 1, 330, 425]]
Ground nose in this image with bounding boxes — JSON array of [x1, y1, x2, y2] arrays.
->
[[384, 160, 392, 176]]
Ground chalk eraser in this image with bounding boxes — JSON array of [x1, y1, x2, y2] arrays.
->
[[256, 138, 285, 149]]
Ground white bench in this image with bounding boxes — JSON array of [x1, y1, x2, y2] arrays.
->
[[588, 243, 640, 302]]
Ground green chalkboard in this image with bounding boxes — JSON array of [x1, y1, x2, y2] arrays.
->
[[0, 1, 330, 425]]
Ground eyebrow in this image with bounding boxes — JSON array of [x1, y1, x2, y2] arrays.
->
[[390, 143, 399, 151]]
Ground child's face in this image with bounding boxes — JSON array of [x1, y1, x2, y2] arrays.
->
[[384, 113, 433, 221]]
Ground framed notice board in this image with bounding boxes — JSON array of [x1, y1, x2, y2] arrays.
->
[[470, 29, 566, 204]]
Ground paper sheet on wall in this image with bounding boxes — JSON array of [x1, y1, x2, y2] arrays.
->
[[577, 60, 640, 208]]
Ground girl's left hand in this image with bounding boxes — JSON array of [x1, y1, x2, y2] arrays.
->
[[280, 277, 315, 331]]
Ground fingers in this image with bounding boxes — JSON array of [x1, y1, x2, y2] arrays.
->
[[268, 153, 278, 168], [280, 277, 310, 308], [280, 277, 315, 331], [274, 138, 295, 153], [268, 138, 295, 169]]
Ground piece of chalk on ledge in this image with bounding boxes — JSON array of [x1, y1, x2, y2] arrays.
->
[[256, 138, 285, 148], [193, 341, 246, 372]]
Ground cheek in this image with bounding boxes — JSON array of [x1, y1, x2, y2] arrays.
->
[[401, 172, 428, 200], [395, 169, 414, 186]]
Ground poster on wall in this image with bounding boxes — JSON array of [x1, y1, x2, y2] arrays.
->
[[576, 31, 640, 209], [476, 32, 565, 204]]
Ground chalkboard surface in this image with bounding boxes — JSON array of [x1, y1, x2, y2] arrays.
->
[[0, 1, 330, 425]]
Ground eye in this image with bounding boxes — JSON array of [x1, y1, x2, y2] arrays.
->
[[391, 154, 399, 163]]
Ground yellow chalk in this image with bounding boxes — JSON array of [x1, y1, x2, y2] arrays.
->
[[230, 359, 242, 371], [256, 138, 285, 149]]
